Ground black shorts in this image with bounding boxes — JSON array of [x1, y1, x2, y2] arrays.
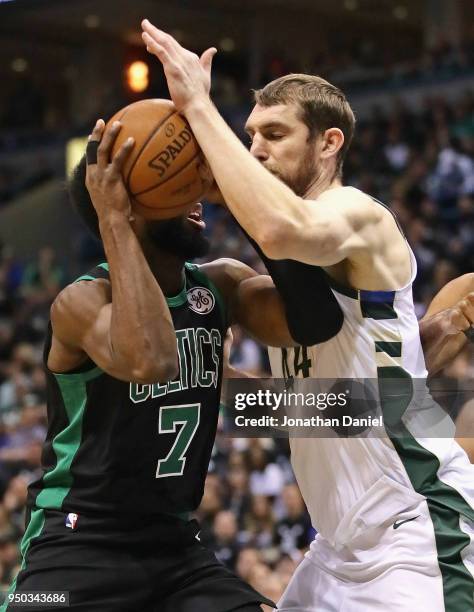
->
[[3, 507, 274, 612]]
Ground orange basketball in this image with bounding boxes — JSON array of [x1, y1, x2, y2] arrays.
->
[[108, 99, 210, 219]]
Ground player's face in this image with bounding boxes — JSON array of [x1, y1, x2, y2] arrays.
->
[[145, 203, 210, 259], [245, 103, 321, 197]]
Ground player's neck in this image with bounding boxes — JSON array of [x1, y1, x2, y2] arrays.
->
[[142, 243, 186, 296], [304, 171, 342, 201]]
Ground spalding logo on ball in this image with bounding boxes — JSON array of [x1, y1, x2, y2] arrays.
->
[[107, 99, 211, 220], [149, 125, 193, 178]]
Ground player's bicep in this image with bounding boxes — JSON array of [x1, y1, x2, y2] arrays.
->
[[233, 275, 296, 347], [275, 198, 368, 266], [51, 281, 135, 381], [424, 274, 474, 318]]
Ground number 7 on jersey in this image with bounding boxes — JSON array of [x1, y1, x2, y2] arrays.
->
[[156, 403, 201, 478]]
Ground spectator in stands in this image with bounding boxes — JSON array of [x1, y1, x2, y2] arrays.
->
[[274, 484, 313, 557]]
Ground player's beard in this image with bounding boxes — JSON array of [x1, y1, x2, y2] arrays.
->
[[265, 142, 319, 197], [146, 217, 210, 260]]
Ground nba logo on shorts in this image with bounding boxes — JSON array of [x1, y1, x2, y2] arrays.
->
[[65, 513, 79, 530]]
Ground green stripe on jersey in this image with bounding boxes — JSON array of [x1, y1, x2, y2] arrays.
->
[[74, 274, 96, 282], [377, 363, 474, 610], [390, 428, 474, 611], [35, 374, 89, 509], [375, 341, 402, 357], [165, 284, 187, 308], [0, 509, 46, 612], [361, 301, 397, 320]]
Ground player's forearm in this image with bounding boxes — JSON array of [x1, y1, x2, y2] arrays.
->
[[98, 213, 178, 381], [419, 314, 467, 377], [224, 364, 258, 379], [185, 100, 306, 254]]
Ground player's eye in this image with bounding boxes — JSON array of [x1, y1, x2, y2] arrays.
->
[[267, 133, 284, 140]]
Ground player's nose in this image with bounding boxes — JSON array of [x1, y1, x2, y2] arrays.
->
[[249, 135, 269, 162]]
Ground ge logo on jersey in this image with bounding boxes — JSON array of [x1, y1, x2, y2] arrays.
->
[[187, 287, 215, 314]]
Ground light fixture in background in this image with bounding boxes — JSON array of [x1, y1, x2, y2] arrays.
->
[[11, 58, 28, 72], [126, 61, 150, 93], [66, 137, 89, 177], [219, 37, 235, 52], [393, 5, 408, 20], [84, 14, 100, 29]]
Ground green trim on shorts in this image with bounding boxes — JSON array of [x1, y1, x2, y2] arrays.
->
[[0, 509, 45, 612], [377, 364, 474, 611]]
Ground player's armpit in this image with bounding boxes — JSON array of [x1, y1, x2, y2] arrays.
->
[[232, 275, 296, 347], [200, 258, 295, 347], [49, 280, 172, 383]]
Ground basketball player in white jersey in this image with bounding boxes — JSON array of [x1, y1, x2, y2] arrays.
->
[[141, 21, 473, 611]]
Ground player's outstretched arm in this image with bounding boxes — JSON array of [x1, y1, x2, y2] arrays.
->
[[48, 120, 178, 384], [419, 274, 474, 376], [140, 21, 375, 266]]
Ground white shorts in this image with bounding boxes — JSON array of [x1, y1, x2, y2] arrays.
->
[[277, 498, 474, 612]]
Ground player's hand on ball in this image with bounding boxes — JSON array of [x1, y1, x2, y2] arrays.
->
[[85, 119, 135, 222], [141, 19, 216, 113], [204, 180, 226, 206], [197, 162, 225, 206]]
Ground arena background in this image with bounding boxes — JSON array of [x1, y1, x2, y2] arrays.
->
[[0, 0, 473, 606]]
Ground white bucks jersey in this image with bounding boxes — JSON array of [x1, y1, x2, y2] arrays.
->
[[268, 246, 474, 578]]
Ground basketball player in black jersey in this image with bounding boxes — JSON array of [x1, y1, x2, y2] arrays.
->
[[2, 119, 320, 612]]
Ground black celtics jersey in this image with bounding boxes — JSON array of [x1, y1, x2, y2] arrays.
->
[[28, 262, 227, 517]]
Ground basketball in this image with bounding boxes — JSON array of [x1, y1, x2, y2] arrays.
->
[[108, 98, 210, 219]]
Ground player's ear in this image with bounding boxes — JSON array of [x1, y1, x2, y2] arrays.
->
[[320, 128, 344, 161]]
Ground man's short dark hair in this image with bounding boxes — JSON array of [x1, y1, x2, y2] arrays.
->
[[68, 155, 100, 239], [253, 74, 356, 177]]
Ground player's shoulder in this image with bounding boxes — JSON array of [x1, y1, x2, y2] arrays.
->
[[51, 277, 111, 332], [198, 258, 258, 305], [317, 186, 385, 221], [199, 258, 258, 283]]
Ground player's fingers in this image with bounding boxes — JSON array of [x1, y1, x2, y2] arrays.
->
[[200, 47, 217, 75], [465, 292, 474, 308], [86, 119, 105, 167], [110, 137, 135, 174], [459, 296, 474, 324], [141, 20, 181, 55], [88, 118, 105, 143], [97, 121, 123, 169], [451, 307, 471, 332], [142, 32, 170, 61], [142, 34, 183, 79]]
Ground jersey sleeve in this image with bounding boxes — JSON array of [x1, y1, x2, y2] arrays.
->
[[239, 228, 344, 345]]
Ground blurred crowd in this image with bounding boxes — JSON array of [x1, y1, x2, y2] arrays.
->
[[0, 36, 473, 606]]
